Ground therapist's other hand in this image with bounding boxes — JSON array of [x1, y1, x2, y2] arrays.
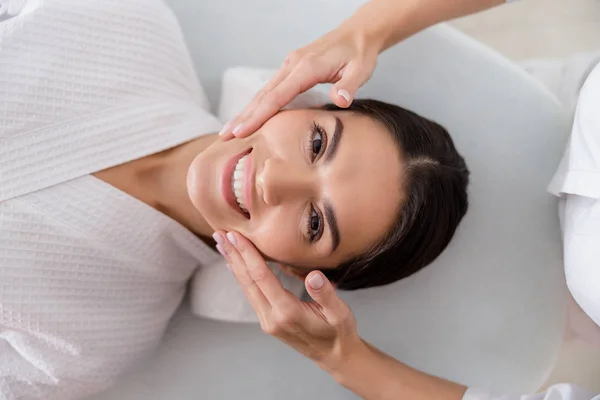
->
[[213, 230, 362, 368], [219, 25, 379, 140]]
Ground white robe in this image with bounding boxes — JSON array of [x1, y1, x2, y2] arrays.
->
[[0, 0, 222, 399]]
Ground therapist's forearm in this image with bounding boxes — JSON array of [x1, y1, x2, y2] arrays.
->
[[344, 0, 505, 52], [324, 340, 467, 400]]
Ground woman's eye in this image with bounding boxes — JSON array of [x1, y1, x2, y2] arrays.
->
[[308, 122, 326, 162], [312, 131, 323, 157], [307, 206, 323, 243]]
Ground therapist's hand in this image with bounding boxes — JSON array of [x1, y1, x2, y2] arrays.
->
[[212, 230, 362, 368], [213, 230, 469, 400], [219, 0, 506, 141], [218, 24, 379, 140]]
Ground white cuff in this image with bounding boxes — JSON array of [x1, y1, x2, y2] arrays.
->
[[464, 388, 496, 400]]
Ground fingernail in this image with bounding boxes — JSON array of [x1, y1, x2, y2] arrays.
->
[[308, 273, 324, 290], [218, 121, 232, 136], [337, 89, 351, 103], [226, 264, 232, 272], [212, 232, 224, 245], [226, 232, 238, 246], [216, 244, 225, 256], [232, 123, 244, 137]]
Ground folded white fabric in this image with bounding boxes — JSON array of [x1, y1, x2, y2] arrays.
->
[[189, 67, 328, 323], [217, 66, 331, 122], [547, 59, 600, 200], [190, 259, 306, 323]]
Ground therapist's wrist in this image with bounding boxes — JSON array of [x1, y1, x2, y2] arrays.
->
[[322, 338, 468, 400], [344, 0, 424, 54], [319, 335, 367, 380], [323, 338, 405, 400], [322, 338, 392, 393], [346, 0, 507, 54]]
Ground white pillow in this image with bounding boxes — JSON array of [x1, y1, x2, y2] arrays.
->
[[217, 66, 330, 123]]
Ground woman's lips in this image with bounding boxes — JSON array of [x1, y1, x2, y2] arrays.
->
[[222, 148, 252, 218], [242, 152, 253, 215]]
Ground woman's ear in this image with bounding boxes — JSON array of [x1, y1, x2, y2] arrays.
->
[[276, 264, 310, 282]]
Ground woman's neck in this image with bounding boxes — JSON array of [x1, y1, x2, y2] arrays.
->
[[151, 135, 218, 240], [95, 134, 218, 243]]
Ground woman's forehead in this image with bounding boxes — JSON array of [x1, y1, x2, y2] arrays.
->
[[320, 112, 403, 265]]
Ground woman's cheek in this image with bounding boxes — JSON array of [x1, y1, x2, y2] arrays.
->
[[187, 154, 212, 214], [247, 225, 299, 262]]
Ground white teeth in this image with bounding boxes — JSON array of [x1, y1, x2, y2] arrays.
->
[[232, 155, 249, 214]]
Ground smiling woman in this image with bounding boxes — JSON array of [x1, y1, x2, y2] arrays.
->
[[185, 99, 470, 289], [188, 102, 402, 268]]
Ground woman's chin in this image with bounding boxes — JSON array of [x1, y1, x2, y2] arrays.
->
[[186, 153, 208, 214], [186, 151, 233, 236]]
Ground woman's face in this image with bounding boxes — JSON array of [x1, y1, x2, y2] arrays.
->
[[188, 109, 403, 269]]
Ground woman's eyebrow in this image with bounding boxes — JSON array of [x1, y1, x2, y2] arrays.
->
[[324, 116, 343, 164], [324, 199, 340, 254]]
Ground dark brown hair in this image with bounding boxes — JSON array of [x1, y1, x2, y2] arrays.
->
[[321, 99, 469, 290]]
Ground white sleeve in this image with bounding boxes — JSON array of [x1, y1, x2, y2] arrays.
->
[[464, 385, 600, 400]]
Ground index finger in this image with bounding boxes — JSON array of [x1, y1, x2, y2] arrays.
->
[[220, 61, 293, 140], [225, 231, 291, 305], [234, 67, 321, 138], [215, 231, 271, 318]]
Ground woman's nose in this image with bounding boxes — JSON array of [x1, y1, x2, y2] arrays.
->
[[257, 157, 314, 206]]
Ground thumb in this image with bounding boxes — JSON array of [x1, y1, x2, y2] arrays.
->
[[329, 64, 365, 108], [305, 271, 345, 317]]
